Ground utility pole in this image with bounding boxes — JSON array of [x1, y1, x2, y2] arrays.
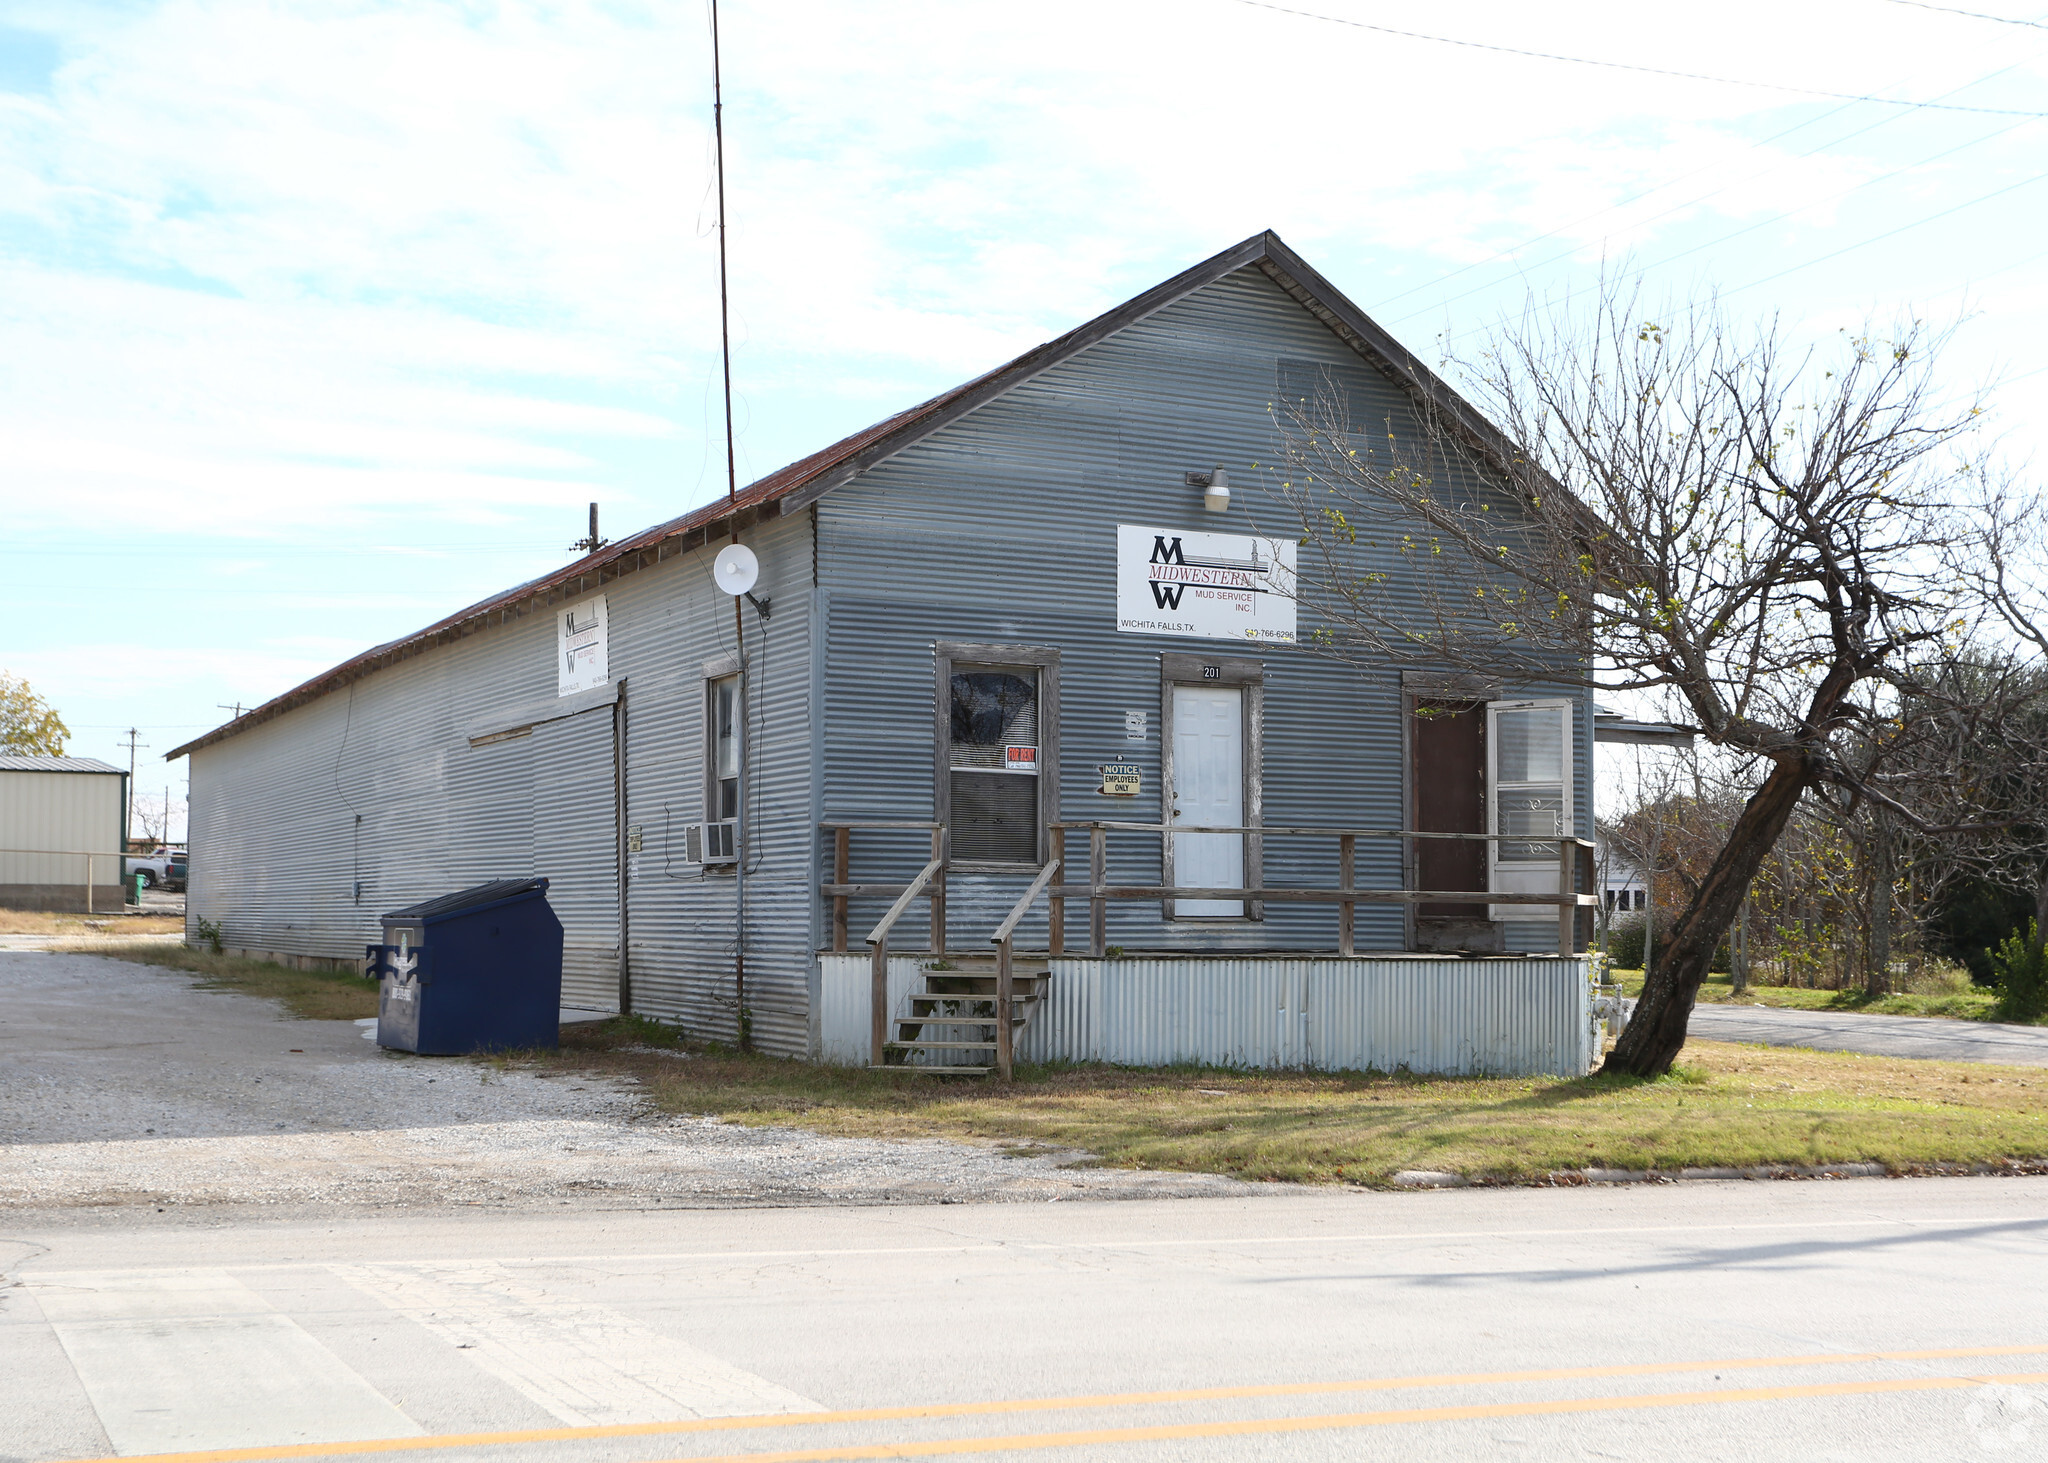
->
[[570, 502, 608, 556], [217, 703, 246, 720], [119, 728, 146, 846]]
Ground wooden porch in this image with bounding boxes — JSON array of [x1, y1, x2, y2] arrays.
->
[[820, 820, 1598, 1078]]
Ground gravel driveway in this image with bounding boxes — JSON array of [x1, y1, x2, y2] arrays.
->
[[0, 951, 1253, 1210]]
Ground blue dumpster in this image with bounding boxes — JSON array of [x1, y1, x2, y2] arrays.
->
[[364, 878, 563, 1055]]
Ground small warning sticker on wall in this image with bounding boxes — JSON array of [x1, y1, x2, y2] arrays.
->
[[1099, 764, 1141, 797]]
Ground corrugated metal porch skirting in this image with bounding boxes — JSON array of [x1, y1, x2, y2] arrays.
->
[[816, 956, 1595, 1077]]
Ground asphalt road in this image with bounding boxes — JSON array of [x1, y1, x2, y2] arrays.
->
[[1680, 1001, 2048, 1067], [7, 950, 2048, 1461], [5, 1180, 2047, 1463]]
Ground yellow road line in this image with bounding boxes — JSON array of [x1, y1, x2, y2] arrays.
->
[[63, 1344, 2048, 1463], [673, 1370, 2048, 1463]]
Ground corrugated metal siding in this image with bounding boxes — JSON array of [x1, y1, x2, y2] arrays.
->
[[814, 953, 923, 1065], [1025, 956, 1591, 1075], [533, 710, 619, 1009], [190, 258, 1586, 1062], [817, 264, 1587, 956], [817, 953, 1592, 1076], [0, 767, 125, 893], [616, 513, 816, 1054], [187, 509, 821, 1057]]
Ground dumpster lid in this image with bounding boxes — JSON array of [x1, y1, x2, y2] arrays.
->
[[382, 877, 550, 924]]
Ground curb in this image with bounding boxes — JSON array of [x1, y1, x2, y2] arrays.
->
[[1388, 1159, 2048, 1189]]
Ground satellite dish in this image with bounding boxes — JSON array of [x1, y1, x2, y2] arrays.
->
[[713, 543, 759, 597]]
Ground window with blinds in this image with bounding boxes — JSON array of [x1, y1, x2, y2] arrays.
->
[[709, 674, 740, 822], [948, 668, 1039, 863]]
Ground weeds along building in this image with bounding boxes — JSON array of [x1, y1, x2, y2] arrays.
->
[[170, 232, 1609, 1075]]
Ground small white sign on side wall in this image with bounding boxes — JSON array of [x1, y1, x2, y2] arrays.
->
[[558, 594, 609, 696], [1115, 525, 1296, 644]]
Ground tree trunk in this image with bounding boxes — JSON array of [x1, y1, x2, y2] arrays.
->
[[1732, 896, 1749, 997], [1603, 755, 1810, 1077], [1866, 816, 1892, 995]]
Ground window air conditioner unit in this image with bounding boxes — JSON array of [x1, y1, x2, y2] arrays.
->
[[687, 820, 738, 865]]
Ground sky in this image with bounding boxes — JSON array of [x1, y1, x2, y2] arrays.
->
[[3, 0, 2046, 839]]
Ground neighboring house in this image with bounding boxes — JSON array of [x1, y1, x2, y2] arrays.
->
[[1596, 840, 1649, 913], [0, 755, 128, 911], [171, 232, 1610, 1075]]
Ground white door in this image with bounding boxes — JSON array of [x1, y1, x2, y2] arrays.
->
[[1171, 684, 1244, 918]]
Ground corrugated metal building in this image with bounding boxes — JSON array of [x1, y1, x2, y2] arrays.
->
[[171, 232, 1603, 1073], [0, 755, 128, 911]]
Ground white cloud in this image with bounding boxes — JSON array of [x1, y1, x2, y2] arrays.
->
[[1, 0, 2042, 747]]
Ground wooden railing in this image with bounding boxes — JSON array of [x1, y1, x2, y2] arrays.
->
[[821, 819, 1597, 962], [824, 818, 1598, 1076], [859, 853, 943, 1067], [820, 821, 943, 955], [1046, 821, 1597, 960], [987, 859, 1063, 1080]]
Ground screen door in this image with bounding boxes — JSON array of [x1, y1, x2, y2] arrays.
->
[[1487, 699, 1572, 924], [1171, 684, 1244, 917]]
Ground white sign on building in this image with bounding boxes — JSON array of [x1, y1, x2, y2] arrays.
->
[[557, 594, 609, 695], [1115, 525, 1296, 644]]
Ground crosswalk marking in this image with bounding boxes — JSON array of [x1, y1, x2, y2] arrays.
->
[[329, 1263, 818, 1426], [33, 1272, 424, 1456]]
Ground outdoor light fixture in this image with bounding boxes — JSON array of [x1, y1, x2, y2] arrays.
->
[[1185, 467, 1230, 513]]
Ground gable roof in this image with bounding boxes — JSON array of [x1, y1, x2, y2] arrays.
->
[[169, 230, 1537, 762]]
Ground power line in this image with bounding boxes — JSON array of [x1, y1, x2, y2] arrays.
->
[[1370, 48, 2048, 323], [1724, 163, 2048, 295], [0, 543, 568, 559], [1879, 0, 2048, 29], [1229, 0, 2048, 115], [1396, 113, 2043, 333]]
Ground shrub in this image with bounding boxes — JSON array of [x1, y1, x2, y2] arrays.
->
[[1605, 913, 1656, 969], [1989, 922, 2048, 1023], [193, 916, 224, 955], [1899, 963, 1978, 998], [1603, 911, 1729, 974]]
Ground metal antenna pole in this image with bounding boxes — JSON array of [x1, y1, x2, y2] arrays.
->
[[712, 0, 749, 1047]]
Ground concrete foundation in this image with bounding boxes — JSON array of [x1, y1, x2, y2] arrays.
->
[[0, 884, 131, 914]]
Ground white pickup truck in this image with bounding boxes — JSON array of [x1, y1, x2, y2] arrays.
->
[[123, 849, 187, 891]]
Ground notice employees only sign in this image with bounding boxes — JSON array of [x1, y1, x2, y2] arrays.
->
[[1115, 524, 1297, 645]]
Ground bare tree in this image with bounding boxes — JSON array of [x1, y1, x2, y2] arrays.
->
[[1272, 284, 1998, 1075], [1954, 486, 2048, 933]]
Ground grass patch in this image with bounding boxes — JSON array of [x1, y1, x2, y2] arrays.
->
[[60, 938, 380, 1021], [520, 1017, 2048, 1186], [0, 910, 184, 936], [1609, 967, 2004, 1022]]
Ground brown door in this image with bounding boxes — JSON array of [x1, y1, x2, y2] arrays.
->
[[1410, 698, 1500, 953]]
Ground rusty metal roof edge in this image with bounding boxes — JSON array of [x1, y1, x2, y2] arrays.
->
[[169, 230, 1556, 762]]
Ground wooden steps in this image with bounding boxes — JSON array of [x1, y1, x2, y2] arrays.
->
[[877, 957, 1050, 1075]]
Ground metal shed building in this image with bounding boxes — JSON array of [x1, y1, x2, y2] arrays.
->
[[0, 755, 128, 911], [171, 232, 1604, 1074]]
